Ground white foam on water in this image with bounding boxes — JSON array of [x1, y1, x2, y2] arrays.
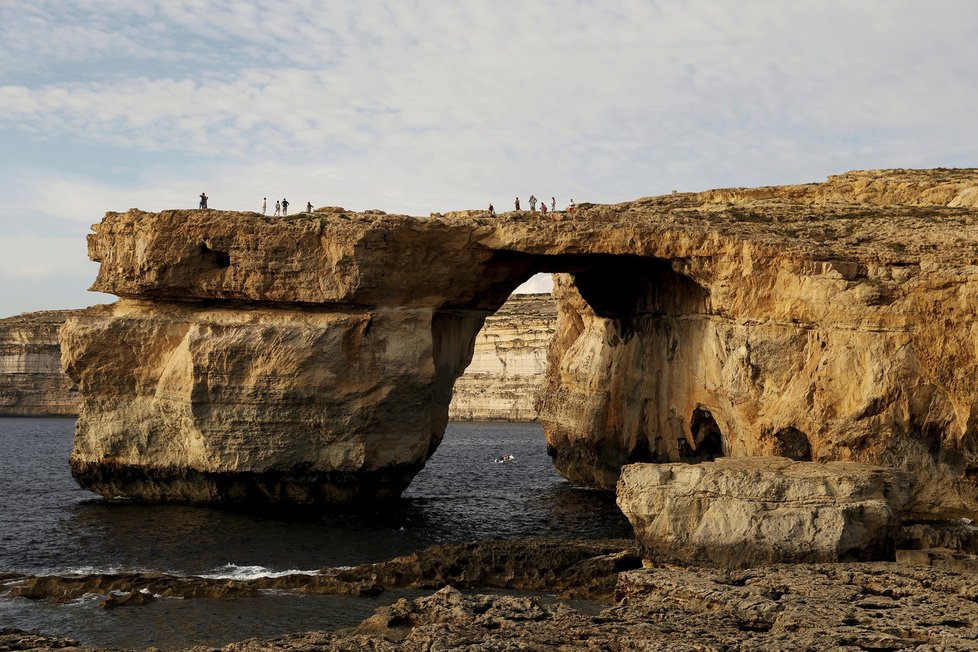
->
[[33, 565, 156, 577], [199, 563, 321, 581]]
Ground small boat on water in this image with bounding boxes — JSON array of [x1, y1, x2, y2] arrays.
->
[[494, 454, 516, 464]]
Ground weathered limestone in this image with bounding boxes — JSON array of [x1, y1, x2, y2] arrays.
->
[[9, 562, 978, 651], [4, 539, 638, 605], [616, 458, 914, 567], [0, 297, 551, 422], [62, 169, 978, 514], [447, 293, 555, 421], [0, 310, 81, 416], [63, 301, 458, 503]]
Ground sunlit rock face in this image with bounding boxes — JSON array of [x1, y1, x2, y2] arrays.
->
[[0, 310, 80, 416], [616, 458, 914, 567], [62, 169, 978, 514], [448, 293, 555, 422]]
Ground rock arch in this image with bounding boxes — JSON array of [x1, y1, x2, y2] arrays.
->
[[62, 170, 978, 517]]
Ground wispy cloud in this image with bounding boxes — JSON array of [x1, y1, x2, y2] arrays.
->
[[1, 0, 977, 315]]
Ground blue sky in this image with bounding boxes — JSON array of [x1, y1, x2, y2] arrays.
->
[[1, 1, 977, 316]]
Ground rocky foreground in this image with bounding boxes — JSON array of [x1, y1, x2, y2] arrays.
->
[[5, 537, 978, 651]]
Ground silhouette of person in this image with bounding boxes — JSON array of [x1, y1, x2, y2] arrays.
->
[[262, 197, 267, 215], [515, 197, 520, 211], [282, 198, 289, 216], [275, 200, 281, 216], [551, 197, 555, 212], [488, 203, 495, 217], [199, 193, 208, 209], [306, 201, 313, 213], [529, 194, 537, 211]]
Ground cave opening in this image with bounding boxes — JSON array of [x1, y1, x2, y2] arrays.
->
[[199, 242, 231, 268], [682, 407, 725, 463]]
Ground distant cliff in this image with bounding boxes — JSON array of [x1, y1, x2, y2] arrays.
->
[[0, 311, 80, 417], [448, 293, 555, 422]]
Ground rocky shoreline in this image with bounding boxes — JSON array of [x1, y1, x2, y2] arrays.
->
[[5, 535, 978, 650]]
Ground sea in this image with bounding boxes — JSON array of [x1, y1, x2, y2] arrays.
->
[[0, 418, 631, 649]]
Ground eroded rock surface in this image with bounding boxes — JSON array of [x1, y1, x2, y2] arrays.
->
[[0, 310, 81, 417], [617, 458, 913, 567], [7, 545, 978, 650], [227, 563, 978, 651], [2, 539, 638, 604], [448, 293, 555, 421], [63, 169, 978, 514]]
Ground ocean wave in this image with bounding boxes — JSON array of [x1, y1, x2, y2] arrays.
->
[[31, 565, 156, 577], [199, 564, 321, 581]]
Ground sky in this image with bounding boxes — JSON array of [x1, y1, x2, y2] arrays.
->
[[1, 1, 977, 317]]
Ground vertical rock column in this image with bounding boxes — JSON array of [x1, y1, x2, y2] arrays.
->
[[62, 300, 483, 504]]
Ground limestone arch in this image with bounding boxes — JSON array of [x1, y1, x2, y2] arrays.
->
[[429, 252, 714, 490]]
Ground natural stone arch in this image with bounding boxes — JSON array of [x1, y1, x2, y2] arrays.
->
[[428, 253, 714, 482], [62, 169, 978, 517]]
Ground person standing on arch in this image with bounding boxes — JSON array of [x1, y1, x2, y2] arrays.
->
[[199, 192, 208, 209], [282, 198, 289, 216], [515, 196, 520, 211], [540, 202, 548, 215], [551, 197, 556, 212], [488, 203, 495, 217], [528, 194, 537, 212], [262, 197, 267, 215], [306, 201, 313, 213], [275, 200, 281, 216]]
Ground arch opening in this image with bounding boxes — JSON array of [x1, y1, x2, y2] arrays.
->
[[433, 251, 713, 491]]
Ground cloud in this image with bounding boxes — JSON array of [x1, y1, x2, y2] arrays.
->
[[1, 0, 977, 315]]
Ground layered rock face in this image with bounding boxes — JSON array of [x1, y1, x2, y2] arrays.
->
[[616, 458, 914, 567], [0, 311, 80, 416], [63, 169, 978, 514], [447, 293, 555, 421], [0, 297, 551, 422]]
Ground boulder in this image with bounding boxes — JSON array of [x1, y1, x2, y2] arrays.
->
[[616, 457, 914, 567]]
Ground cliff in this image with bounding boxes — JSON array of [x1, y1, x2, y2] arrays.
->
[[447, 293, 555, 421], [0, 311, 80, 416], [61, 168, 978, 516]]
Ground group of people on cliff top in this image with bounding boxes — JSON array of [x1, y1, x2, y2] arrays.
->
[[196, 194, 314, 216], [487, 196, 574, 217], [261, 197, 313, 216], [200, 192, 574, 219]]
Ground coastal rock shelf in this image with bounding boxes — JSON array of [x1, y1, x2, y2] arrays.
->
[[9, 559, 978, 650], [63, 169, 978, 514], [0, 310, 80, 417]]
